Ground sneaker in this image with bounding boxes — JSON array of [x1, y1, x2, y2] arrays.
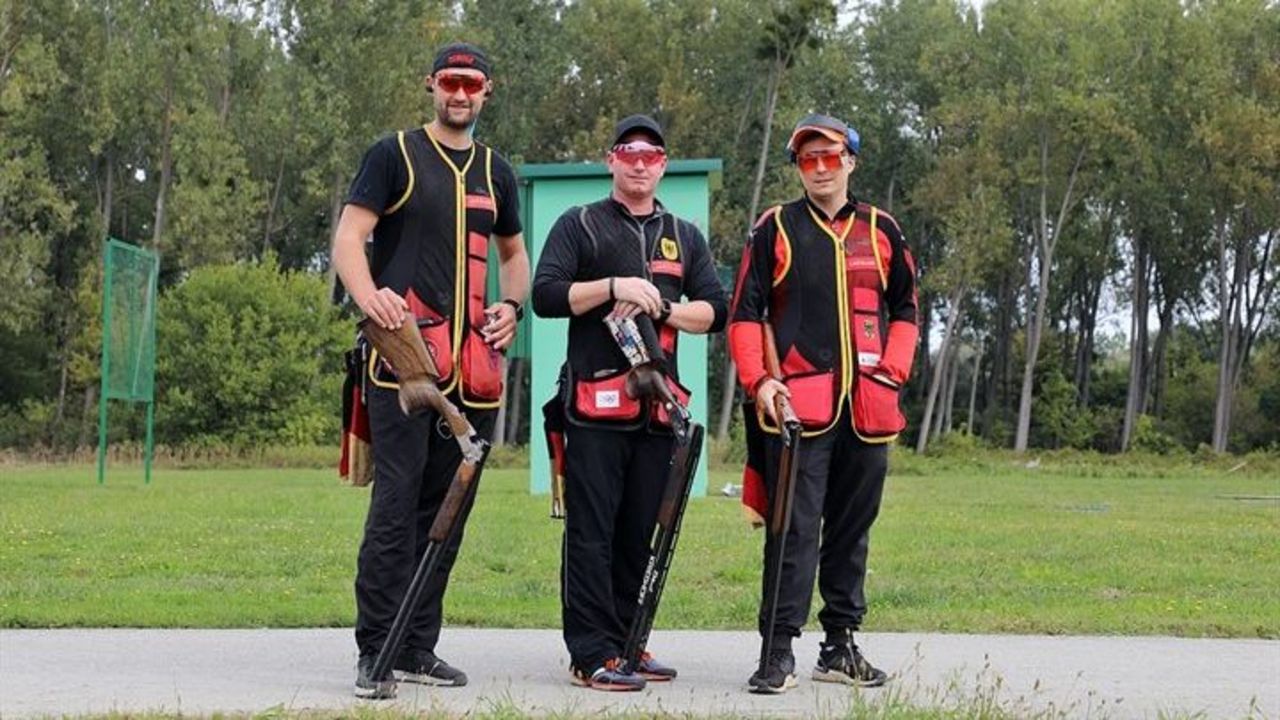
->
[[394, 648, 469, 687], [813, 632, 888, 687], [748, 648, 797, 694], [355, 654, 397, 699], [636, 651, 677, 681], [570, 657, 647, 691]]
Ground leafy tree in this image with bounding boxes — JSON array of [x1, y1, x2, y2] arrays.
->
[[0, 0, 72, 333]]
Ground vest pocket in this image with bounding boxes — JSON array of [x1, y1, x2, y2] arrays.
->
[[782, 369, 838, 429], [419, 316, 454, 384], [852, 369, 906, 438], [460, 330, 504, 402], [573, 369, 643, 422]]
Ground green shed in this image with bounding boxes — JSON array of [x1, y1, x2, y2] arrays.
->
[[518, 159, 723, 498]]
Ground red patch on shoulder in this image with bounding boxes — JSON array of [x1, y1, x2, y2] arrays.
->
[[465, 193, 495, 212]]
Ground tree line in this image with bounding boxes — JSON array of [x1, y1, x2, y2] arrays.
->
[[2, 0, 1276, 454]]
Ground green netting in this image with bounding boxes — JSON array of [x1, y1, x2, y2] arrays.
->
[[98, 238, 159, 485], [102, 239, 158, 401]]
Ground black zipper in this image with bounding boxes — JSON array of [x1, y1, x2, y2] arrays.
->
[[622, 210, 666, 282]]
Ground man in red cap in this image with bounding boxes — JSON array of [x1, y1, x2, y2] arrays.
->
[[331, 41, 528, 698], [729, 113, 919, 693]]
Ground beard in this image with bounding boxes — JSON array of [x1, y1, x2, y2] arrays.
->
[[437, 101, 477, 130]]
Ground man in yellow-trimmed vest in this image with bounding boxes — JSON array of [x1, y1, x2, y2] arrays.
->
[[331, 41, 528, 698], [729, 113, 919, 694]]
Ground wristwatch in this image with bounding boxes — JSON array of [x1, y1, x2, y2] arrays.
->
[[657, 298, 673, 323], [502, 298, 524, 321]]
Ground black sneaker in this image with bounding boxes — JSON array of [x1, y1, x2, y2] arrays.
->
[[570, 657, 647, 691], [355, 654, 396, 699], [394, 648, 469, 687], [748, 648, 797, 694], [813, 631, 888, 687]]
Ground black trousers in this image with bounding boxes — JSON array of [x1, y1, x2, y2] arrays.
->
[[561, 423, 674, 671], [758, 412, 887, 644], [354, 384, 496, 657]]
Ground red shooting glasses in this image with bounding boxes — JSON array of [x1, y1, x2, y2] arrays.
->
[[435, 73, 486, 96], [796, 150, 847, 174], [611, 142, 666, 167]]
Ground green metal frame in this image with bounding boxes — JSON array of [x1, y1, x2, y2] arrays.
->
[[97, 238, 159, 485]]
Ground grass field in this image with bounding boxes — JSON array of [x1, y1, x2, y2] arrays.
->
[[1, 453, 1276, 637]]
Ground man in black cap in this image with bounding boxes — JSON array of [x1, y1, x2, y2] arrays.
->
[[729, 113, 919, 693], [331, 41, 528, 698], [532, 114, 728, 691]]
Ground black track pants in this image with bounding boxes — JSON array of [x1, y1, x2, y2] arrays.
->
[[757, 413, 888, 643], [354, 384, 496, 657], [560, 423, 674, 672]]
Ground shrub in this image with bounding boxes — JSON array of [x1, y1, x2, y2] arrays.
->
[[1131, 414, 1184, 455], [154, 257, 350, 448]]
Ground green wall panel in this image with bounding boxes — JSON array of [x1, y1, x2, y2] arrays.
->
[[522, 160, 722, 499]]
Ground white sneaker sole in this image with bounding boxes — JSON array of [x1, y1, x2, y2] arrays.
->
[[354, 680, 397, 699], [395, 669, 467, 687]]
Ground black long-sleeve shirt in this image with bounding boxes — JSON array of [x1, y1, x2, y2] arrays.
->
[[533, 197, 727, 381]]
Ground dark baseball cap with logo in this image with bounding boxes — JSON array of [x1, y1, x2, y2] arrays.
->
[[432, 42, 491, 78], [610, 114, 666, 148]]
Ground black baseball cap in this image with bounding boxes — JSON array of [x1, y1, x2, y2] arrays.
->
[[611, 114, 665, 148], [432, 42, 491, 78]]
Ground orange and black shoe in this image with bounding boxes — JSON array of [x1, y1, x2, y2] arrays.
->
[[636, 651, 677, 681], [570, 657, 647, 691]]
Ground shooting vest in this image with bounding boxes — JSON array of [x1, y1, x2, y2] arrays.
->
[[758, 199, 906, 442], [366, 127, 504, 409]]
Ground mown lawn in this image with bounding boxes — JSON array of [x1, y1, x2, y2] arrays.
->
[[1, 454, 1276, 637]]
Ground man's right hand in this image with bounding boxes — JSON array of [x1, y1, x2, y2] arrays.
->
[[756, 378, 791, 425], [612, 276, 662, 317], [357, 287, 409, 329]]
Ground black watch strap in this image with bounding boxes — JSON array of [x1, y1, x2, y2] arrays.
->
[[502, 298, 524, 321], [658, 298, 673, 322]]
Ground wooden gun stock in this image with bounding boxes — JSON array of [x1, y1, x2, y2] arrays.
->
[[358, 314, 440, 412], [359, 313, 483, 463]]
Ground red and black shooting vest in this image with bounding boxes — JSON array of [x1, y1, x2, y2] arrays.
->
[[366, 127, 504, 410], [758, 200, 907, 443]]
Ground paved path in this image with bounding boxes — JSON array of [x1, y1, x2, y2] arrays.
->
[[1, 629, 1275, 718]]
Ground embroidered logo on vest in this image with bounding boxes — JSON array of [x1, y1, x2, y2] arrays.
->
[[660, 237, 679, 260]]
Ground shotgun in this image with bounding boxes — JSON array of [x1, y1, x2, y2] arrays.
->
[[358, 313, 490, 697], [753, 321, 802, 690]]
